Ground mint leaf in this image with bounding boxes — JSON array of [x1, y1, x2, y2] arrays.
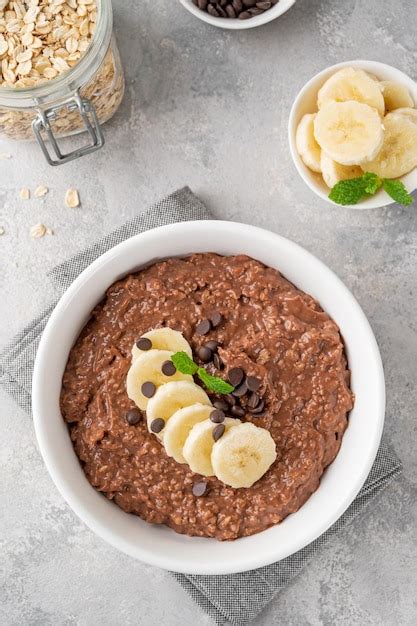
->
[[362, 172, 382, 195], [171, 351, 198, 375], [328, 176, 368, 205], [197, 368, 234, 395], [382, 178, 414, 206], [328, 171, 413, 206], [172, 352, 234, 394]]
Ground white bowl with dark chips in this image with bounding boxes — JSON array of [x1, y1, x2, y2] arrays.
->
[[179, 0, 296, 29], [32, 221, 385, 574]]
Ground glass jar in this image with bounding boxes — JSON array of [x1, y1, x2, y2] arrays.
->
[[0, 0, 124, 165]]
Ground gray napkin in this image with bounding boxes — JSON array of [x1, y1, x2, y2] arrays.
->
[[0, 187, 402, 626]]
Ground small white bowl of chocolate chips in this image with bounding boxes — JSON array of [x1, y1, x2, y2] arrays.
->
[[179, 0, 296, 29]]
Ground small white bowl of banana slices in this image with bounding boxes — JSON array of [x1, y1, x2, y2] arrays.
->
[[289, 60, 417, 209]]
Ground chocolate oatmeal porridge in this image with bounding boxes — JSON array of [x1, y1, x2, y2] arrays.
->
[[60, 254, 354, 541]]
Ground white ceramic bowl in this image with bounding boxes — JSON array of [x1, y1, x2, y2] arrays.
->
[[289, 60, 417, 209], [32, 221, 385, 574], [179, 0, 296, 30]]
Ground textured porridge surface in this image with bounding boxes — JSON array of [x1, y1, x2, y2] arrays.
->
[[60, 254, 353, 540]]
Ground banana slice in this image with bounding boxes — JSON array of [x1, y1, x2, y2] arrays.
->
[[363, 112, 417, 178], [132, 328, 192, 362], [317, 67, 385, 116], [163, 404, 213, 464], [365, 71, 381, 83], [314, 101, 384, 166], [146, 380, 211, 439], [391, 107, 417, 125], [126, 350, 192, 411], [211, 422, 277, 489], [295, 113, 322, 173], [183, 417, 240, 477], [320, 152, 363, 188], [381, 81, 414, 113]]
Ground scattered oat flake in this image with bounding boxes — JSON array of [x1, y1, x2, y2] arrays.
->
[[20, 187, 30, 200], [0, 227, 5, 236], [65, 188, 80, 208], [0, 153, 11, 160], [30, 223, 52, 239], [34, 185, 48, 198], [30, 223, 46, 238]]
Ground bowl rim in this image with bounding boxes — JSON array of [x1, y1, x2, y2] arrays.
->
[[178, 0, 296, 30], [32, 220, 385, 574], [288, 59, 417, 209]]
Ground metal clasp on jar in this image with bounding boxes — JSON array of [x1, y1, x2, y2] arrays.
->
[[32, 92, 104, 166]]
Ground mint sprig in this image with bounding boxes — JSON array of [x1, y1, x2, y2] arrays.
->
[[171, 351, 198, 375], [382, 178, 414, 206], [171, 351, 234, 395], [197, 368, 234, 394], [329, 177, 372, 205], [329, 172, 413, 207], [362, 172, 382, 195]]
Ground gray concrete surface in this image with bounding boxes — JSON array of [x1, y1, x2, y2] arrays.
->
[[1, 0, 417, 624]]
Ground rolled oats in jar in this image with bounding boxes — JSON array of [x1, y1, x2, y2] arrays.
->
[[0, 0, 124, 165]]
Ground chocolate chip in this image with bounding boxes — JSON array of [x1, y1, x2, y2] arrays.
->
[[213, 399, 229, 411], [232, 380, 248, 397], [248, 392, 261, 409], [246, 376, 261, 392], [210, 311, 223, 328], [141, 381, 156, 398], [136, 337, 152, 351], [192, 481, 208, 497], [126, 408, 141, 425], [248, 7, 264, 15], [225, 393, 236, 406], [231, 405, 245, 418], [150, 418, 165, 433], [196, 319, 211, 335], [207, 3, 219, 15], [228, 367, 244, 387], [210, 409, 225, 424], [162, 360, 176, 376], [213, 423, 225, 441], [249, 399, 265, 414], [197, 346, 213, 363], [205, 340, 219, 352], [213, 353, 223, 370]]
